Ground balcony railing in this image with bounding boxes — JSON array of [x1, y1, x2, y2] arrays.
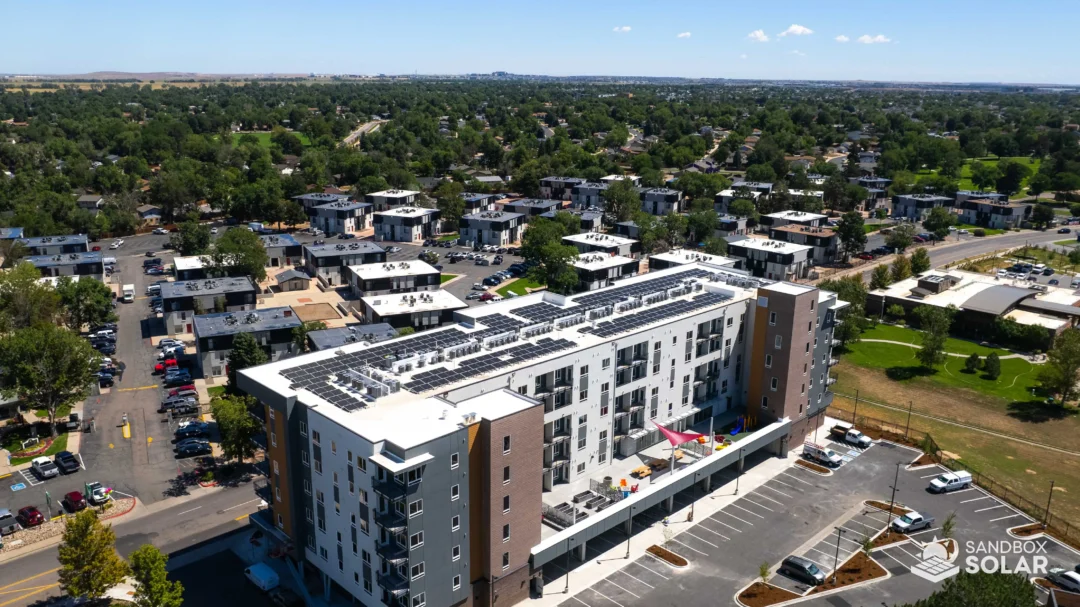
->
[[826, 376, 838, 386], [372, 478, 419, 500], [375, 540, 408, 561], [374, 509, 407, 531], [378, 571, 409, 593], [831, 339, 841, 347]]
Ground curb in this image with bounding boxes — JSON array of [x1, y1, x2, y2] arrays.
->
[[793, 459, 833, 476], [101, 497, 138, 521]]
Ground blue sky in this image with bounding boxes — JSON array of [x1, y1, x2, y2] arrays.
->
[[6, 0, 1078, 83]]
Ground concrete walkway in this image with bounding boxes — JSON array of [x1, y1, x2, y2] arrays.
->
[[859, 338, 1045, 362]]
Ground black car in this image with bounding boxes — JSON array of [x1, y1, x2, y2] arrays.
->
[[175, 424, 209, 439], [90, 323, 118, 332], [493, 255, 504, 265], [98, 374, 115, 387], [175, 442, 212, 458], [95, 343, 116, 355], [143, 258, 163, 267], [54, 451, 80, 474]]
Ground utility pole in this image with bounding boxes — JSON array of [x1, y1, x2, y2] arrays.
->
[[852, 389, 859, 425], [904, 401, 913, 438], [886, 462, 901, 536], [1044, 480, 1056, 529], [831, 527, 846, 583], [734, 447, 744, 495]]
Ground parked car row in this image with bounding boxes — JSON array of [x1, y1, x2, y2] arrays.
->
[[0, 483, 111, 536]]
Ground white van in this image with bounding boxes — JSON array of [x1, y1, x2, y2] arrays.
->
[[929, 470, 973, 493], [244, 562, 280, 592], [103, 257, 117, 265]]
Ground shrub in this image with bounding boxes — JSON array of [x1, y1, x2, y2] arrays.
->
[[973, 228, 986, 237]]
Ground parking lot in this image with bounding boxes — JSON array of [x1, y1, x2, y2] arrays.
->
[[548, 435, 1080, 607]]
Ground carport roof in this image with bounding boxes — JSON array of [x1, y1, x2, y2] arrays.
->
[[1018, 298, 1080, 317], [960, 285, 1032, 315]]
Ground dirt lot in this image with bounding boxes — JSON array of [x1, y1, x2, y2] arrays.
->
[[292, 302, 342, 322]]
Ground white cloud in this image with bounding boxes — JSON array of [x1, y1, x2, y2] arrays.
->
[[739, 54, 748, 60], [857, 34, 891, 44], [779, 24, 813, 37], [613, 26, 631, 32], [747, 29, 769, 42], [835, 35, 850, 43], [676, 32, 691, 38], [790, 50, 806, 56]]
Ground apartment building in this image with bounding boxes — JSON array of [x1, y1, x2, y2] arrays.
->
[[17, 234, 89, 256], [639, 188, 684, 216], [716, 215, 750, 238], [714, 190, 761, 215], [538, 209, 604, 233], [648, 249, 737, 271], [892, 194, 953, 221], [261, 234, 304, 268], [25, 251, 104, 281], [458, 211, 525, 247], [956, 198, 1032, 230], [501, 199, 560, 221], [562, 233, 640, 259], [767, 224, 839, 264], [239, 263, 843, 607], [726, 238, 813, 281], [365, 190, 421, 212], [955, 190, 1007, 205], [360, 291, 468, 330], [759, 210, 827, 231], [306, 324, 398, 351], [160, 276, 258, 335], [304, 242, 387, 287], [348, 261, 441, 298], [193, 307, 301, 378], [461, 193, 498, 214], [312, 200, 374, 235], [731, 180, 775, 196], [539, 176, 586, 200], [294, 193, 352, 217], [571, 254, 640, 291], [569, 182, 607, 209], [374, 208, 441, 243]]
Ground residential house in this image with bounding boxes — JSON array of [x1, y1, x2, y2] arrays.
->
[[77, 195, 104, 213], [640, 188, 684, 216], [275, 269, 312, 293], [136, 205, 162, 225]]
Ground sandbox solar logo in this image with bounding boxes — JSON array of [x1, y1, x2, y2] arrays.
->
[[910, 538, 960, 583]]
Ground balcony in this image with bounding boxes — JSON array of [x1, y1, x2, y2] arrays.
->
[[374, 509, 407, 532], [378, 571, 409, 594], [375, 540, 408, 561], [827, 358, 839, 367], [831, 339, 842, 348], [826, 376, 838, 386], [372, 478, 419, 500], [534, 384, 554, 396]]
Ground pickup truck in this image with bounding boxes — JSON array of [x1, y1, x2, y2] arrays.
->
[[892, 511, 934, 533], [803, 442, 843, 467], [830, 423, 872, 448]]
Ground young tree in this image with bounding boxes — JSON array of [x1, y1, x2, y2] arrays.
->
[[964, 353, 980, 373], [758, 562, 770, 584], [57, 510, 129, 601], [210, 394, 262, 463], [292, 320, 328, 353], [886, 223, 916, 252], [887, 304, 907, 322], [602, 179, 641, 223], [941, 512, 956, 540], [703, 237, 728, 256], [984, 352, 1001, 380], [835, 211, 867, 260], [169, 220, 212, 256], [1030, 204, 1056, 229], [1038, 328, 1080, 402], [55, 276, 117, 332], [910, 248, 932, 275], [210, 227, 269, 282], [891, 254, 912, 282], [0, 325, 99, 436], [922, 207, 956, 241], [870, 264, 892, 290], [395, 327, 415, 337], [227, 332, 269, 391], [130, 544, 184, 607], [913, 305, 954, 369]]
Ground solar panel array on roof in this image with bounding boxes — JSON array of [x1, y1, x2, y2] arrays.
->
[[512, 302, 581, 323], [573, 268, 712, 309], [581, 292, 730, 338], [404, 337, 575, 393]]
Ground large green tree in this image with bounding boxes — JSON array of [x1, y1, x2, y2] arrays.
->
[[835, 211, 867, 260], [57, 510, 129, 601], [817, 275, 868, 346], [894, 571, 1036, 607], [521, 217, 580, 295], [56, 276, 117, 332], [870, 264, 892, 290], [886, 223, 916, 252], [891, 253, 913, 282], [0, 261, 61, 331], [226, 332, 269, 391], [292, 320, 328, 354], [922, 207, 956, 241], [910, 248, 931, 274], [169, 220, 211, 256], [433, 180, 466, 232], [1038, 328, 1080, 402], [210, 394, 263, 463], [1030, 204, 1055, 229], [603, 179, 641, 223], [0, 324, 99, 435], [129, 544, 184, 607], [210, 227, 269, 282], [913, 305, 955, 369]]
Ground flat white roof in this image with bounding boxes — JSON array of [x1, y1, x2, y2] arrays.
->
[[348, 260, 438, 281], [765, 210, 827, 221], [873, 269, 1080, 312], [765, 282, 815, 296], [1005, 309, 1067, 330], [368, 189, 419, 198], [362, 290, 466, 316], [787, 190, 824, 198], [374, 206, 439, 218], [731, 238, 812, 254], [572, 254, 637, 271], [650, 249, 736, 268], [719, 189, 761, 199], [563, 232, 637, 247], [173, 256, 208, 271], [601, 174, 637, 181]]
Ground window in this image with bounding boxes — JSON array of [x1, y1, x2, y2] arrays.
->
[[502, 524, 511, 542], [770, 377, 778, 391], [357, 456, 367, 472], [453, 575, 461, 591], [271, 432, 277, 447], [579, 389, 588, 401], [354, 572, 360, 586], [362, 549, 371, 564], [503, 436, 511, 454], [451, 484, 460, 500], [503, 495, 510, 512], [580, 365, 589, 376], [412, 592, 426, 607], [727, 316, 734, 327], [410, 531, 424, 549], [801, 383, 805, 395], [502, 552, 510, 570], [452, 544, 462, 561], [577, 424, 587, 450], [807, 321, 812, 334], [503, 466, 511, 483], [304, 479, 311, 495], [312, 430, 320, 445], [301, 450, 309, 466], [450, 453, 459, 469], [409, 499, 423, 517], [411, 563, 425, 580], [320, 546, 328, 561], [602, 358, 611, 369], [300, 421, 307, 436], [518, 385, 528, 395], [359, 488, 368, 505], [452, 515, 460, 531], [761, 396, 769, 410], [765, 354, 772, 368], [775, 336, 783, 349], [347, 450, 352, 464], [600, 404, 608, 416], [316, 490, 324, 505], [305, 507, 313, 522], [769, 312, 776, 325], [576, 462, 586, 473], [806, 342, 811, 354]]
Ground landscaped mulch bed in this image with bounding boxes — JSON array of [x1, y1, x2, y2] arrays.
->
[[646, 544, 688, 567], [100, 497, 136, 521], [795, 459, 830, 474], [865, 500, 912, 516], [910, 453, 935, 467], [1012, 522, 1045, 537], [736, 582, 801, 607], [869, 530, 909, 549], [809, 552, 887, 594], [10, 437, 56, 458]]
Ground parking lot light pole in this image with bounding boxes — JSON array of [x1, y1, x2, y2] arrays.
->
[[832, 527, 846, 583], [735, 447, 744, 495], [1043, 480, 1055, 529], [886, 462, 901, 536], [564, 536, 571, 593], [625, 505, 635, 559]]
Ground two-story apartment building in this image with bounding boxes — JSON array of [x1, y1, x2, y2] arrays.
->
[[25, 251, 104, 281], [563, 233, 640, 259], [312, 201, 374, 235], [461, 193, 498, 214], [713, 190, 762, 215], [294, 193, 352, 218], [716, 215, 750, 238], [956, 198, 1032, 230], [365, 190, 421, 212], [570, 182, 607, 209], [955, 190, 1008, 205], [304, 242, 387, 287], [639, 188, 684, 216], [648, 249, 737, 271], [261, 234, 304, 268], [892, 194, 953, 221], [759, 210, 827, 231], [348, 261, 441, 299], [374, 208, 441, 243], [17, 235, 89, 256], [571, 254, 640, 291], [160, 276, 258, 335], [458, 212, 525, 246], [194, 306, 302, 378], [726, 238, 813, 280], [539, 209, 604, 233], [360, 290, 468, 330], [540, 177, 586, 200], [768, 224, 839, 264], [502, 199, 561, 221]]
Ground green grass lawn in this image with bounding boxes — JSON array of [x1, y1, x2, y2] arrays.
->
[[863, 224, 883, 234], [1055, 239, 1077, 247], [1011, 245, 1078, 271], [230, 131, 311, 148], [954, 223, 1005, 236], [438, 234, 459, 242], [859, 323, 1014, 358], [440, 274, 459, 284], [33, 404, 72, 420], [207, 385, 227, 399], [496, 277, 543, 297], [9, 432, 69, 466], [957, 156, 1041, 199]]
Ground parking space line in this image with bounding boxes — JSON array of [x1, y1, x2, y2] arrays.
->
[[750, 492, 784, 506], [695, 522, 731, 540], [847, 520, 880, 532], [780, 471, 816, 486], [879, 550, 907, 567], [975, 504, 1007, 513], [894, 545, 922, 560], [907, 527, 939, 536], [961, 496, 991, 503], [708, 514, 746, 530], [729, 503, 766, 519], [632, 561, 669, 580], [770, 478, 799, 490], [571, 597, 591, 607], [682, 531, 719, 548], [589, 587, 625, 607], [759, 484, 794, 499], [807, 546, 845, 563], [741, 497, 776, 512], [599, 579, 639, 599], [669, 539, 708, 556], [838, 533, 866, 545], [946, 488, 977, 495], [920, 472, 944, 478], [614, 570, 654, 589], [990, 513, 1029, 522]]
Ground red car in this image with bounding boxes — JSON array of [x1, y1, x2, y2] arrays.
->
[[154, 359, 179, 374], [479, 292, 494, 302], [856, 253, 875, 260], [168, 385, 196, 397], [91, 245, 101, 252], [17, 506, 44, 527], [63, 491, 87, 512]]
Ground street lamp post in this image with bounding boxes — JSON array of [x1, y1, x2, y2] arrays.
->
[[1044, 480, 1056, 529], [885, 462, 901, 535], [831, 527, 847, 583], [688, 470, 698, 522], [625, 505, 635, 559], [563, 536, 571, 593], [734, 447, 744, 495]]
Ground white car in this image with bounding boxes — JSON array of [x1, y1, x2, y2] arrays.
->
[[958, 229, 969, 235], [31, 456, 59, 479], [1047, 569, 1080, 593], [210, 227, 218, 234], [158, 338, 183, 349], [109, 240, 123, 249], [153, 228, 168, 235], [996, 270, 1008, 278]]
